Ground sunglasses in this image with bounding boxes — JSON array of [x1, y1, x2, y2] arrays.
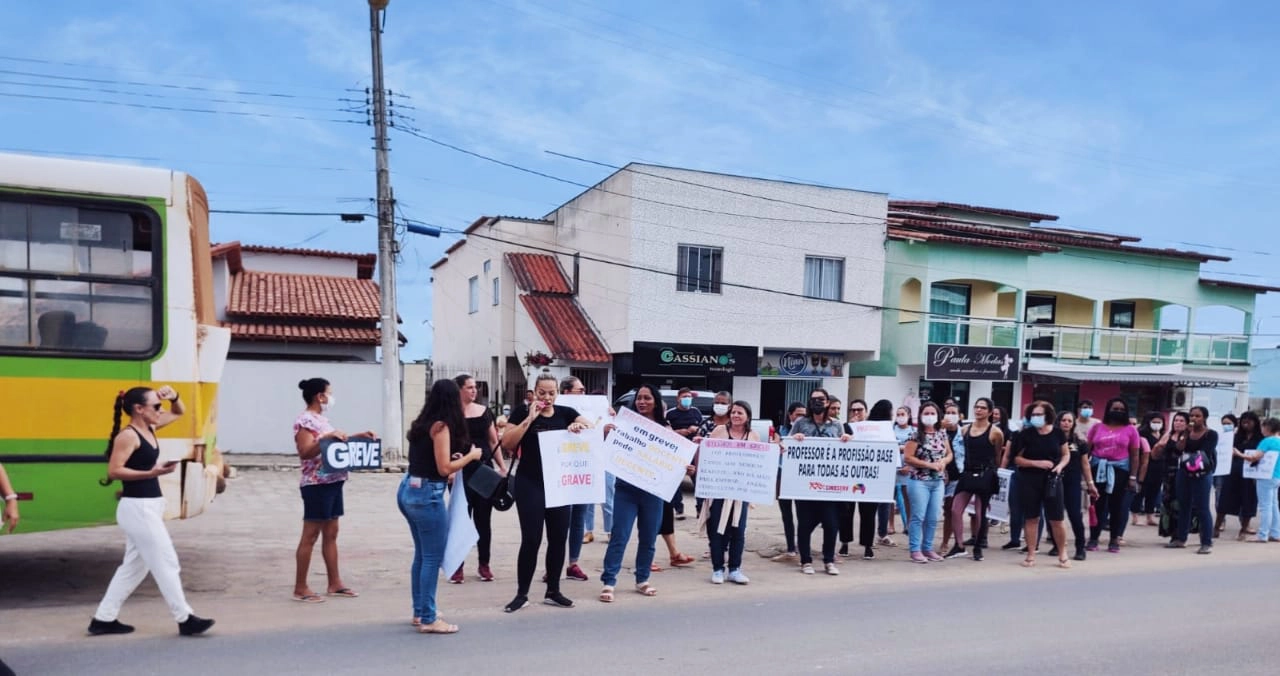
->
[[150, 403, 162, 411]]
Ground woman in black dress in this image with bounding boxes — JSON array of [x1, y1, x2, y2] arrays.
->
[[1214, 411, 1262, 540], [1154, 411, 1188, 538], [449, 374, 508, 584]]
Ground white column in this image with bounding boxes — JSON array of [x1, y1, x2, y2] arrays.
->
[[1091, 299, 1104, 358]]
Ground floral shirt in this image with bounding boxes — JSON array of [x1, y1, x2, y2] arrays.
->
[[911, 429, 950, 481], [295, 411, 347, 487]]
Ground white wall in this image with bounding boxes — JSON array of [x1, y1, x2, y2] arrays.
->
[[865, 365, 924, 416], [240, 252, 356, 278], [219, 359, 383, 454]]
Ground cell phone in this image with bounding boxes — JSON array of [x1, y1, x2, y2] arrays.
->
[[163, 460, 180, 467]]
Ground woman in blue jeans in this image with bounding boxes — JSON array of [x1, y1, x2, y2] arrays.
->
[[903, 402, 953, 563], [599, 384, 684, 602], [1167, 406, 1218, 554], [399, 379, 481, 634], [1244, 417, 1280, 543]]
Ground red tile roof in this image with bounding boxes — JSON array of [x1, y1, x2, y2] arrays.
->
[[505, 253, 574, 293], [223, 322, 386, 345], [889, 200, 1059, 222], [226, 270, 381, 320], [519, 295, 611, 363]]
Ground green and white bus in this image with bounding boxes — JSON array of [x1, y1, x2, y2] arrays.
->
[[0, 152, 230, 534]]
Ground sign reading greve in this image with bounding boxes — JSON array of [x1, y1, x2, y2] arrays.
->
[[539, 429, 606, 508], [321, 435, 382, 472], [604, 406, 697, 500], [694, 438, 777, 505], [778, 437, 897, 503], [925, 344, 1020, 382]]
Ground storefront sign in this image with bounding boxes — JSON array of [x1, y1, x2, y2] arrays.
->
[[760, 350, 845, 378], [633, 341, 757, 376], [925, 344, 1020, 381]]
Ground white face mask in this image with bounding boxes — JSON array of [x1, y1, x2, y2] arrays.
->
[[321, 395, 334, 413], [1150, 422, 1163, 432], [713, 404, 730, 416], [895, 415, 908, 425], [920, 414, 938, 427], [944, 413, 959, 425]]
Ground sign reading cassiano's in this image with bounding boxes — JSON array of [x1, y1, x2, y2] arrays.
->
[[632, 341, 758, 377], [321, 435, 382, 472], [925, 344, 1020, 382], [778, 437, 898, 503]]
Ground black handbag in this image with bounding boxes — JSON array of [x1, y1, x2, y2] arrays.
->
[[958, 466, 998, 496], [466, 462, 503, 500], [1044, 472, 1064, 502]]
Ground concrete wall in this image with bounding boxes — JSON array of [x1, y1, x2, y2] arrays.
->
[[240, 252, 356, 278], [219, 359, 383, 454]]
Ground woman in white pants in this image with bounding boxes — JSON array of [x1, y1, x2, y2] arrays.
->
[[89, 385, 214, 637]]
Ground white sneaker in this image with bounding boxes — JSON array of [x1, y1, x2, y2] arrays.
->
[[727, 569, 749, 585], [710, 570, 724, 585], [824, 562, 840, 576], [801, 563, 815, 575]]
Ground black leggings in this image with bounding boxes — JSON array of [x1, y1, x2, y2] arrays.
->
[[797, 500, 839, 565], [838, 502, 879, 547], [1089, 466, 1130, 545], [514, 474, 570, 596], [465, 486, 493, 566]]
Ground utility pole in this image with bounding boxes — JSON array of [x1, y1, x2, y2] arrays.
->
[[368, 0, 401, 463]]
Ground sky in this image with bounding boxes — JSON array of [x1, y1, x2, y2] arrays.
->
[[2, 0, 1278, 360]]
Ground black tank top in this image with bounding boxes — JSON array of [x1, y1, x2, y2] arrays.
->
[[408, 423, 447, 481], [964, 424, 997, 470], [122, 427, 163, 499], [462, 410, 493, 480]]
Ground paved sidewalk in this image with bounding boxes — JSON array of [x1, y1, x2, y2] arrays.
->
[[2, 468, 1275, 646]]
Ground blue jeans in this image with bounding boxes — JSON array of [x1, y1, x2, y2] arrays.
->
[[1254, 477, 1280, 540], [569, 503, 587, 562], [396, 475, 448, 623], [601, 481, 663, 587], [906, 477, 944, 554], [582, 472, 616, 534], [1176, 470, 1214, 547], [706, 499, 748, 572]]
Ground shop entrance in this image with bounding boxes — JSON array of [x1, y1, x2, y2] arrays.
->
[[761, 378, 823, 427]]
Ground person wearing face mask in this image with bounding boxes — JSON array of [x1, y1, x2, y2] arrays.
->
[[1013, 401, 1072, 568], [771, 402, 807, 563], [699, 401, 760, 584], [1214, 412, 1261, 540], [836, 398, 866, 557], [903, 402, 953, 563], [694, 391, 734, 560], [1075, 400, 1098, 444], [665, 387, 703, 522], [1128, 412, 1165, 528], [291, 378, 376, 604], [892, 406, 916, 535], [789, 389, 854, 575], [1166, 406, 1218, 554], [1085, 398, 1141, 553], [1153, 411, 1189, 539], [939, 403, 966, 554]]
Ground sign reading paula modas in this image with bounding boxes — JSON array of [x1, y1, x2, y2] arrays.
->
[[925, 344, 1020, 381]]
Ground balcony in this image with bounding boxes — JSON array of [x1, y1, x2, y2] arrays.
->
[[927, 316, 1251, 367]]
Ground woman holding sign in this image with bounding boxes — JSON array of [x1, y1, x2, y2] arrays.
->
[[702, 401, 760, 585], [1243, 417, 1280, 543], [500, 374, 592, 613], [903, 402, 953, 564]]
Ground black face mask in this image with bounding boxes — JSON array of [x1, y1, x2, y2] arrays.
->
[[1104, 409, 1128, 425], [809, 399, 827, 417]]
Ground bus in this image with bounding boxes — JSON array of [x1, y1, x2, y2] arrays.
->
[[0, 152, 230, 534]]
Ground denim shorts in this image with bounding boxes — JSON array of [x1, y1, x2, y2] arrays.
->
[[301, 480, 345, 521]]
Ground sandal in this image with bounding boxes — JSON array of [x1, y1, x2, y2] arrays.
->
[[418, 619, 459, 634], [1021, 556, 1036, 568], [670, 553, 695, 567], [635, 582, 657, 596], [327, 587, 359, 598], [1057, 556, 1072, 569], [649, 563, 665, 572], [599, 586, 615, 603], [292, 593, 325, 604]]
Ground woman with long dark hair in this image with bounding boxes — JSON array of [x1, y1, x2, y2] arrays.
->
[[600, 384, 680, 601], [89, 386, 214, 637], [1215, 411, 1262, 540], [1167, 406, 1219, 554], [400, 379, 481, 633], [701, 400, 759, 584], [1133, 412, 1166, 527], [500, 373, 592, 613], [449, 373, 507, 584], [945, 397, 1003, 561], [1154, 411, 1190, 539], [1056, 411, 1095, 561]]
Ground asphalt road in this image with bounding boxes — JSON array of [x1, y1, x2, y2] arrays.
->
[[4, 560, 1270, 676]]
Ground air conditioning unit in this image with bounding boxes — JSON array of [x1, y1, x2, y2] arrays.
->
[[1171, 386, 1194, 410]]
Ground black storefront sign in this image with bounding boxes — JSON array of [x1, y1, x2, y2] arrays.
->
[[633, 341, 758, 377], [925, 344, 1020, 382]]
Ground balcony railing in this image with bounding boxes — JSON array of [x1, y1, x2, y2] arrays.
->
[[926, 316, 1251, 366]]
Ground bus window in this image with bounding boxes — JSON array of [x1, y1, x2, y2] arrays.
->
[[0, 197, 161, 357]]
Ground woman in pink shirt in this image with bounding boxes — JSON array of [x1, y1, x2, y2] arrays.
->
[[1086, 398, 1141, 553]]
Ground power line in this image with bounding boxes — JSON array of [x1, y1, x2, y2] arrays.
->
[[0, 77, 358, 113], [0, 56, 346, 98], [0, 90, 366, 124]]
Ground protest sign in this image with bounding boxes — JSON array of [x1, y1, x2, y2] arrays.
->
[[694, 438, 777, 504], [441, 482, 478, 575], [1243, 453, 1278, 480], [845, 421, 896, 442], [778, 437, 897, 502], [750, 419, 773, 442], [604, 406, 697, 500], [557, 394, 612, 428], [321, 435, 381, 472], [539, 429, 606, 508], [1215, 433, 1233, 477], [967, 468, 1013, 522]]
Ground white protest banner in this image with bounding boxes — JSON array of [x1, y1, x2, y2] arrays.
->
[[694, 438, 777, 504], [1243, 453, 1278, 480], [539, 429, 606, 508], [605, 406, 697, 500], [1215, 433, 1233, 477], [441, 482, 478, 575], [778, 437, 897, 503], [968, 468, 1013, 522], [846, 421, 897, 442], [557, 394, 612, 428]]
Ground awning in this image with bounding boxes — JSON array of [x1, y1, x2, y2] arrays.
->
[[1024, 371, 1239, 387]]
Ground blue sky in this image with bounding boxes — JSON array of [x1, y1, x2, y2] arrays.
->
[[2, 0, 1278, 359]]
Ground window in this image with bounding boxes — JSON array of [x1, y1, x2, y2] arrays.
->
[[928, 282, 971, 344], [491, 276, 500, 306], [468, 276, 479, 314], [0, 195, 160, 356], [1109, 301, 1135, 329], [1025, 294, 1057, 324], [483, 259, 491, 274], [677, 244, 722, 293], [803, 256, 844, 301]]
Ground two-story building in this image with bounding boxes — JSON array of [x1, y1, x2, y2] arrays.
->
[[849, 200, 1277, 420], [430, 163, 888, 423]]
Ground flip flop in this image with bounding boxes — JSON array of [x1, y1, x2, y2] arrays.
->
[[599, 586, 615, 603], [418, 620, 459, 634], [327, 588, 359, 598], [292, 593, 325, 603]]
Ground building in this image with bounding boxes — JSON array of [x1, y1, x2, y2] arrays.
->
[[1249, 346, 1280, 418], [210, 242, 406, 454], [430, 163, 888, 423], [849, 200, 1278, 420]]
